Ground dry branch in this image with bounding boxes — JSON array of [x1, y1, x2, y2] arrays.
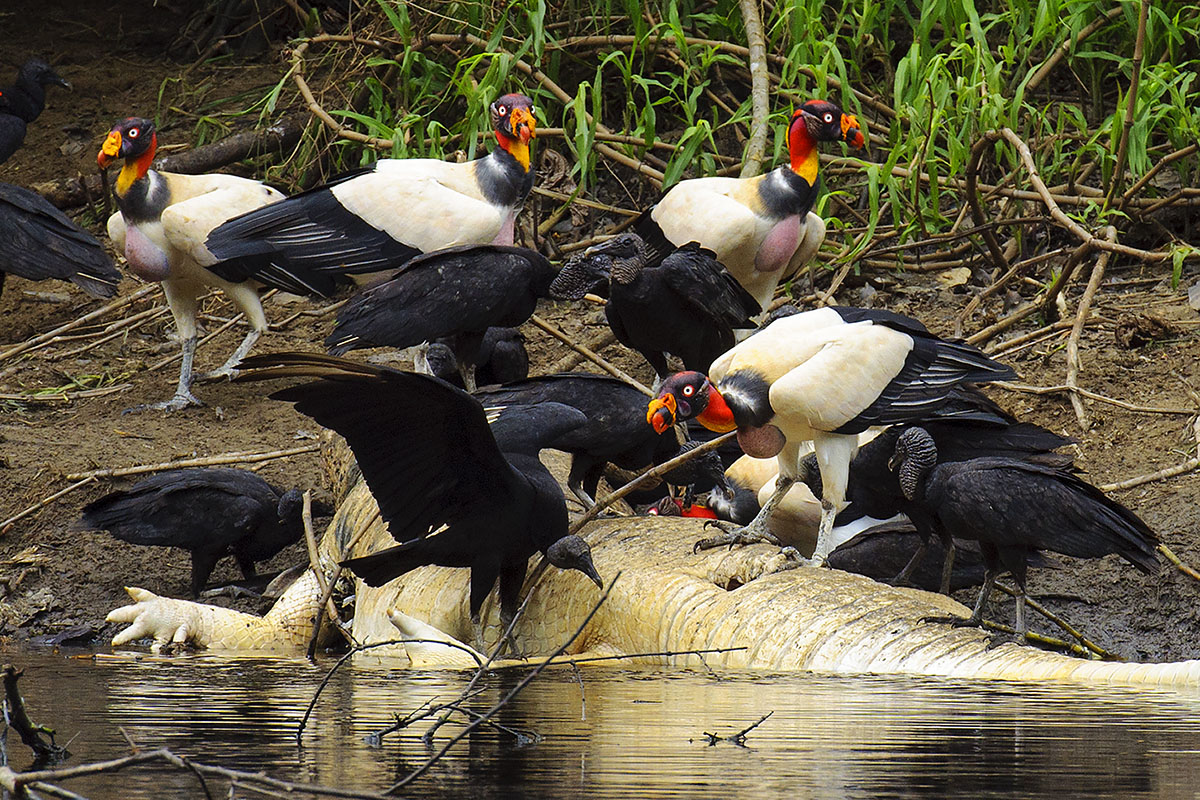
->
[[65, 444, 320, 481], [737, 0, 770, 178]]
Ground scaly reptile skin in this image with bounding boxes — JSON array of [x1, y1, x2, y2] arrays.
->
[[106, 442, 1200, 686]]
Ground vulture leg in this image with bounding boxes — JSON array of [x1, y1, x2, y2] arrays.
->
[[938, 539, 958, 596], [125, 335, 203, 413], [198, 328, 260, 382], [692, 476, 790, 553], [890, 539, 928, 587], [922, 568, 997, 629]]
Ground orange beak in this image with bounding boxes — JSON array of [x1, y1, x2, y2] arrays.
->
[[647, 393, 677, 434], [509, 106, 536, 144], [841, 113, 865, 149], [97, 130, 122, 168]]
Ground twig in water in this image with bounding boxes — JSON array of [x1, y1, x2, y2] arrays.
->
[[2, 665, 70, 766], [701, 711, 774, 747], [390, 573, 622, 792]]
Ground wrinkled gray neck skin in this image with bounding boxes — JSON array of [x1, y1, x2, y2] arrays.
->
[[607, 236, 649, 285], [894, 427, 938, 501], [548, 253, 605, 300]]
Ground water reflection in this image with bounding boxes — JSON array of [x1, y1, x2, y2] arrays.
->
[[4, 646, 1200, 799]]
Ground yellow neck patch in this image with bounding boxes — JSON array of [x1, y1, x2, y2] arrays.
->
[[507, 140, 531, 172], [792, 147, 819, 184]]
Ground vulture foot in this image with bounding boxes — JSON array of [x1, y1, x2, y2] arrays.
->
[[693, 519, 783, 553], [123, 389, 204, 414]]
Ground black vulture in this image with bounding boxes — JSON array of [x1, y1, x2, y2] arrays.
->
[[415, 327, 529, 389], [235, 352, 603, 641], [325, 244, 556, 391], [474, 372, 679, 508], [0, 59, 70, 124], [0, 183, 120, 299], [891, 426, 1159, 633], [549, 234, 760, 381], [79, 468, 323, 597]]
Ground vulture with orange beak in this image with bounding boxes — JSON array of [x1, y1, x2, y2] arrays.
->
[[204, 94, 539, 294], [645, 306, 1016, 567], [635, 99, 866, 312], [98, 116, 285, 411]]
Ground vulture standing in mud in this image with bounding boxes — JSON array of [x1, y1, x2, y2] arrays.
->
[[325, 244, 555, 391], [205, 94, 539, 294], [235, 353, 603, 647], [549, 234, 760, 382], [635, 98, 866, 311], [647, 306, 1016, 567], [79, 468, 323, 598], [890, 426, 1159, 633], [98, 116, 286, 411]]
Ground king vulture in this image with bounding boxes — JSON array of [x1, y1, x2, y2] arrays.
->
[[98, 117, 286, 411], [646, 306, 1017, 567], [204, 94, 538, 294], [636, 99, 865, 312]]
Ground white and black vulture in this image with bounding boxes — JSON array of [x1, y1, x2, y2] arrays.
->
[[234, 353, 603, 646], [325, 244, 556, 391], [0, 182, 120, 299], [549, 233, 760, 382], [204, 94, 538, 295], [890, 426, 1160, 633], [634, 98, 865, 312], [98, 116, 286, 411], [647, 306, 1016, 566], [474, 372, 680, 509], [79, 468, 326, 597]]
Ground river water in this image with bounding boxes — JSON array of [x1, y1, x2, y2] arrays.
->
[[3, 645, 1200, 798]]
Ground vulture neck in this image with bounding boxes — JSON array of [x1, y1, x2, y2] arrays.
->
[[787, 122, 820, 186], [697, 386, 738, 433], [495, 130, 532, 173], [117, 135, 157, 198]]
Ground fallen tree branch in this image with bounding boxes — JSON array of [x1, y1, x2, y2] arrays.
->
[[736, 0, 769, 177], [2, 664, 70, 766], [0, 477, 96, 535], [66, 444, 320, 481], [528, 314, 651, 396], [1066, 228, 1117, 429], [994, 382, 1199, 416]]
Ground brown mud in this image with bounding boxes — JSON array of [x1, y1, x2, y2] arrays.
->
[[1, 0, 1198, 664]]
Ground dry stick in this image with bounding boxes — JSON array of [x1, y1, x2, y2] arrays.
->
[[1037, 240, 1093, 320], [994, 382, 1198, 416], [1065, 228, 1117, 430], [1104, 0, 1150, 206], [1157, 543, 1200, 584], [388, 576, 620, 793], [528, 314, 652, 396], [65, 444, 320, 481], [1120, 143, 1199, 208], [301, 490, 350, 659], [985, 319, 1075, 356], [49, 306, 170, 361], [0, 477, 96, 534], [964, 135, 1012, 273], [568, 432, 738, 535], [736, 0, 769, 178], [0, 285, 160, 365], [1099, 455, 1200, 493], [1025, 5, 1125, 92], [956, 248, 1067, 336], [548, 330, 618, 373], [986, 128, 1177, 263], [0, 384, 133, 404], [992, 584, 1114, 659], [979, 621, 1098, 659]]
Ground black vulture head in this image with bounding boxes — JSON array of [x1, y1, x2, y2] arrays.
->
[[889, 427, 938, 501], [18, 59, 70, 90], [549, 249, 611, 301], [544, 534, 603, 589]]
